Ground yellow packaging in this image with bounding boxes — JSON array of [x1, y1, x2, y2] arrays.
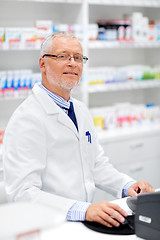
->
[[93, 116, 104, 130]]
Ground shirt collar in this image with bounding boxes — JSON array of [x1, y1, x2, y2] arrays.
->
[[38, 82, 72, 109]]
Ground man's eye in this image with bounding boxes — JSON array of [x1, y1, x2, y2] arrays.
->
[[75, 56, 82, 60], [59, 55, 66, 59]]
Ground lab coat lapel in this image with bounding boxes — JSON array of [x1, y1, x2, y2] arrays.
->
[[33, 84, 79, 138], [57, 110, 79, 138]]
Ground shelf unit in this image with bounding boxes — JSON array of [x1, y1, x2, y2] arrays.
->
[[2, 40, 160, 49], [1, 0, 160, 125], [1, 0, 160, 197], [88, 0, 160, 7], [85, 0, 160, 197], [17, 0, 82, 3], [82, 1, 160, 109], [88, 79, 160, 92], [88, 41, 160, 49], [0, 0, 160, 193], [16, 0, 160, 6], [0, 0, 85, 128]]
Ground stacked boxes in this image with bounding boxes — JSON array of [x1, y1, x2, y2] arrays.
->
[[90, 103, 160, 131], [0, 21, 83, 50], [0, 70, 41, 99], [88, 65, 160, 85]]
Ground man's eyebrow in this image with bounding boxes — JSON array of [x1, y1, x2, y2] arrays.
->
[[57, 51, 83, 55]]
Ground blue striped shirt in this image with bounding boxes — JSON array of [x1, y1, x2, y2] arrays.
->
[[39, 83, 135, 221], [39, 83, 70, 113]]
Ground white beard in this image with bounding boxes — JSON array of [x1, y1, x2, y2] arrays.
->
[[60, 77, 79, 90], [46, 65, 80, 90]]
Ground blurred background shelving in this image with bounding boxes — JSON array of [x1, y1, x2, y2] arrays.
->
[[0, 0, 160, 195]]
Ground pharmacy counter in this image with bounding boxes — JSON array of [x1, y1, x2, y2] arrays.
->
[[41, 221, 143, 240], [98, 124, 160, 144], [0, 197, 144, 240], [41, 198, 143, 240]]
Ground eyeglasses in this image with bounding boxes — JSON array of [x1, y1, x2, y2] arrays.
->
[[42, 53, 88, 64]]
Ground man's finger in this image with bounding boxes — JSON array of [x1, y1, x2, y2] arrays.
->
[[97, 216, 113, 228], [108, 203, 128, 217], [100, 210, 122, 227]]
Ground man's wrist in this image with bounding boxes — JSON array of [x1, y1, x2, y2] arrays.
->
[[67, 202, 91, 221], [122, 181, 136, 197]]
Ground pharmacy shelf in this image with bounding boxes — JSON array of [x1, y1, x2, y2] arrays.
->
[[88, 79, 160, 93], [16, 0, 160, 6], [0, 49, 40, 51], [98, 124, 160, 143], [17, 0, 82, 3], [88, 0, 160, 7], [0, 90, 32, 102], [2, 80, 159, 101], [88, 41, 160, 49], [0, 96, 28, 102], [2, 41, 160, 51]]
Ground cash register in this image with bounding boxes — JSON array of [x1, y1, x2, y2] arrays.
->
[[127, 191, 160, 240]]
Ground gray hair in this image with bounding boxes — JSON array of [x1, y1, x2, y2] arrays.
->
[[40, 31, 79, 57]]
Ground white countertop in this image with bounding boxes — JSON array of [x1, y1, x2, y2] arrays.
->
[[98, 124, 160, 143], [0, 197, 145, 240], [41, 221, 143, 240], [41, 198, 144, 240]]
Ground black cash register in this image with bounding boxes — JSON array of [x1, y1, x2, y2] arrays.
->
[[127, 191, 160, 240]]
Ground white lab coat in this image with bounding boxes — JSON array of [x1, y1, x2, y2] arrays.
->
[[3, 83, 133, 217]]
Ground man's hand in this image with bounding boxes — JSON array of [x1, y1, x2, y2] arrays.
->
[[85, 201, 128, 228], [128, 180, 154, 197]]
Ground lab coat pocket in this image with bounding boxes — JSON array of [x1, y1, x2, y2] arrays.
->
[[84, 130, 97, 170]]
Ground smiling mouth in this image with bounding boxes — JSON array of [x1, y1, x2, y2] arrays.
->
[[63, 72, 78, 76]]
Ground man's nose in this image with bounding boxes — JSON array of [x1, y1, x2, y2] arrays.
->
[[67, 56, 77, 65], [68, 56, 75, 62]]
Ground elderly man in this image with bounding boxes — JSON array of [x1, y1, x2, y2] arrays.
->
[[3, 31, 154, 228]]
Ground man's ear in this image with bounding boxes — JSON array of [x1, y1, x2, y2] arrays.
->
[[39, 57, 46, 73]]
